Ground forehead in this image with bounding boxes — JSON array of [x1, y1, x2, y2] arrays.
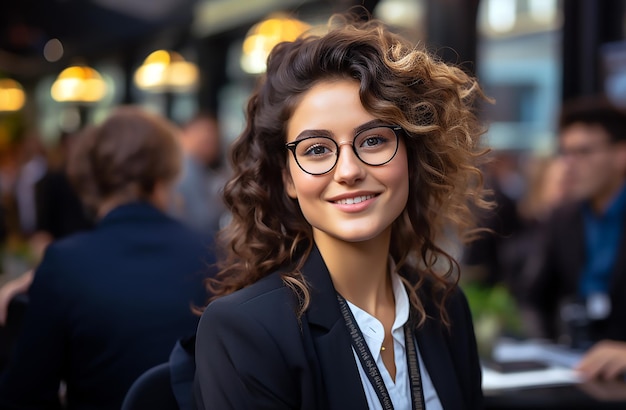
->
[[286, 79, 374, 140], [560, 123, 611, 146]]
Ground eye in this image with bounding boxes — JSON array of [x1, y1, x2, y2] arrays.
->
[[304, 144, 332, 156], [361, 136, 385, 147], [356, 130, 392, 151], [297, 137, 336, 158]]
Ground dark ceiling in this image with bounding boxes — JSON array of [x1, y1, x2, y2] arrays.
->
[[0, 0, 385, 85], [0, 0, 198, 81]]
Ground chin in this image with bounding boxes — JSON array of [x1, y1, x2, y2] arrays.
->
[[328, 226, 388, 244]]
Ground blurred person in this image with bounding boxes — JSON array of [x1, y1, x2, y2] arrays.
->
[[0, 131, 94, 373], [576, 340, 626, 380], [0, 145, 21, 244], [0, 106, 216, 410], [525, 96, 626, 347], [195, 14, 490, 409], [0, 270, 32, 326], [34, 131, 94, 243], [516, 155, 570, 224], [13, 133, 47, 238], [0, 132, 100, 368], [0, 270, 31, 372], [462, 150, 523, 286], [495, 155, 571, 337], [171, 113, 228, 235]]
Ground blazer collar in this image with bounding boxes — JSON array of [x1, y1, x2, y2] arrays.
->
[[97, 201, 168, 227], [302, 246, 467, 409], [414, 302, 467, 410], [302, 245, 341, 329], [301, 245, 369, 410]]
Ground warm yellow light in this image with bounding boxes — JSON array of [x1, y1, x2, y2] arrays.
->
[[168, 61, 199, 88], [134, 50, 199, 93], [0, 79, 26, 112], [51, 65, 107, 103], [145, 49, 175, 65], [241, 14, 311, 74]]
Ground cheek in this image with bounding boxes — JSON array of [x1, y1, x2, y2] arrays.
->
[[385, 154, 410, 209], [590, 158, 613, 178], [286, 165, 325, 201]]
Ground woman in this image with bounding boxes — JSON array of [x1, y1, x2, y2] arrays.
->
[[195, 15, 489, 410], [0, 106, 215, 409]]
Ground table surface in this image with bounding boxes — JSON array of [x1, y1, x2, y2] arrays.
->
[[482, 338, 626, 409], [484, 380, 626, 410]]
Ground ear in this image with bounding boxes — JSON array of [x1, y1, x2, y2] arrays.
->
[[283, 169, 298, 199]]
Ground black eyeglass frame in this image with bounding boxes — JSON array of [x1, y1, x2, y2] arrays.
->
[[285, 125, 403, 175]]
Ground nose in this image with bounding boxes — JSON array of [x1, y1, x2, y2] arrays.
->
[[333, 143, 366, 184]]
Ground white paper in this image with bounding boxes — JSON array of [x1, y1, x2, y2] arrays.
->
[[492, 338, 585, 368], [482, 339, 585, 392], [482, 365, 582, 391]]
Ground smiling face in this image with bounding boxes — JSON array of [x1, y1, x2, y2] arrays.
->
[[284, 79, 409, 246], [559, 123, 626, 208]]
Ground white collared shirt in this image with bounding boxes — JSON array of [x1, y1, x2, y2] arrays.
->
[[346, 271, 443, 410]]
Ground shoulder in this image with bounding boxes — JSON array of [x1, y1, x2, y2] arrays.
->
[[32, 232, 94, 277], [414, 277, 472, 330], [196, 271, 303, 361], [444, 286, 472, 324], [201, 273, 295, 324], [194, 273, 307, 409], [45, 230, 94, 253]]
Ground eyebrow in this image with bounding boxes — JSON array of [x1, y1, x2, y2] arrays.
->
[[293, 119, 387, 142]]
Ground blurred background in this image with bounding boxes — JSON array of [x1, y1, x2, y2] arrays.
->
[[1, 0, 626, 340], [6, 0, 621, 150]]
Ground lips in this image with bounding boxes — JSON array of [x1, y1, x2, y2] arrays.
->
[[334, 194, 375, 205]]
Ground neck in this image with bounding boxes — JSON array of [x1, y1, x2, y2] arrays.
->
[[96, 183, 169, 219], [314, 228, 394, 316], [97, 196, 128, 219]]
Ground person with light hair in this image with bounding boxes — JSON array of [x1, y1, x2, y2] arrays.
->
[[0, 106, 216, 410]]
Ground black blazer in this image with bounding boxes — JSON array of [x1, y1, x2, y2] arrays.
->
[[527, 202, 626, 342], [195, 246, 483, 409], [0, 202, 216, 410]]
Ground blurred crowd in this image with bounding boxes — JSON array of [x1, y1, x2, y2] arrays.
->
[[0, 106, 226, 409], [462, 95, 626, 379], [0, 90, 625, 409]]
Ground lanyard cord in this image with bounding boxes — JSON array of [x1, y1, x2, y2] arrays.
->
[[336, 293, 425, 410]]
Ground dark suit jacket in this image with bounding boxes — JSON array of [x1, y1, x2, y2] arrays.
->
[[195, 246, 483, 410], [0, 202, 216, 410], [527, 202, 626, 342]]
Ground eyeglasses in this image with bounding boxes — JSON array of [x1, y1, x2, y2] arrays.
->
[[558, 144, 611, 159], [285, 125, 402, 175]]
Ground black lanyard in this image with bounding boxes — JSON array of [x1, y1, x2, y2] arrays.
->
[[336, 294, 426, 410]]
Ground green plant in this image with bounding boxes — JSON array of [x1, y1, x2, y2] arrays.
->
[[461, 282, 523, 358]]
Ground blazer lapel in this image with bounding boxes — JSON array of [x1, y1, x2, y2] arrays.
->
[[414, 304, 466, 410], [301, 246, 369, 410], [301, 248, 469, 409]]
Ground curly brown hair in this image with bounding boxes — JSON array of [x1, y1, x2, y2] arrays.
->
[[209, 14, 491, 326], [68, 105, 182, 212]]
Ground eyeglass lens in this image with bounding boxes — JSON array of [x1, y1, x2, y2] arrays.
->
[[290, 126, 399, 175]]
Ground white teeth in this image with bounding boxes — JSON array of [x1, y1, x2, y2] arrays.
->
[[335, 195, 374, 205]]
